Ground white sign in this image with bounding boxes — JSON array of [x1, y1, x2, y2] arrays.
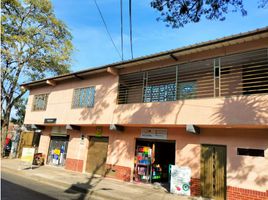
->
[[140, 128, 167, 140], [21, 147, 35, 163], [170, 165, 191, 196]]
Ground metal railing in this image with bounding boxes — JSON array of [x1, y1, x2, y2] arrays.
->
[[118, 48, 268, 104]]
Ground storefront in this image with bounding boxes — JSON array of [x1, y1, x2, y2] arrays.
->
[[134, 128, 175, 185], [47, 126, 69, 166], [134, 138, 175, 184]]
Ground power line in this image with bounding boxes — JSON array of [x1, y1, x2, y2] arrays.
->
[[92, 0, 122, 60], [120, 0, 124, 60], [129, 0, 134, 59]]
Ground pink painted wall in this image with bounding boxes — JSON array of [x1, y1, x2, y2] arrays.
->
[[24, 77, 268, 126], [38, 125, 267, 191], [74, 126, 267, 192], [37, 127, 51, 163], [24, 39, 268, 127], [24, 73, 118, 125], [113, 95, 268, 125]]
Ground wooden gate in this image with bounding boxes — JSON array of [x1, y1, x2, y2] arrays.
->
[[17, 131, 34, 158], [86, 137, 109, 176], [201, 145, 226, 200]]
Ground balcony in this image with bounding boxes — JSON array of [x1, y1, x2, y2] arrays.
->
[[118, 48, 268, 104]]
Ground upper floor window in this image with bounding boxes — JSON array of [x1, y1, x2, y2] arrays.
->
[[72, 87, 95, 108], [144, 83, 176, 102], [33, 94, 49, 111], [178, 81, 197, 99]]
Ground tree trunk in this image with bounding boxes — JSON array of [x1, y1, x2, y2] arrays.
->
[[1, 106, 11, 155]]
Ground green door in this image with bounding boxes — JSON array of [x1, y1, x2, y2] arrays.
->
[[201, 145, 226, 200]]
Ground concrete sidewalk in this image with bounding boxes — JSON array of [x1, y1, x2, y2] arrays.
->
[[1, 159, 203, 200]]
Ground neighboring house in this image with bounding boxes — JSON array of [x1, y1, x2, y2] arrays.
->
[[22, 27, 268, 200]]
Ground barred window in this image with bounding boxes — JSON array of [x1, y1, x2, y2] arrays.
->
[[72, 87, 95, 108], [33, 94, 49, 111], [144, 83, 176, 102]]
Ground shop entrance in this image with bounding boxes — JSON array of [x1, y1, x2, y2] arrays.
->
[[134, 138, 175, 184], [47, 136, 69, 166]]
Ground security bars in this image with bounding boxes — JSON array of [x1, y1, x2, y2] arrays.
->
[[118, 48, 268, 104], [72, 87, 95, 108], [33, 94, 49, 111]]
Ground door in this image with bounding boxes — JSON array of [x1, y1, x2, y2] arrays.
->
[[201, 145, 226, 200], [47, 136, 69, 166], [86, 137, 108, 176]]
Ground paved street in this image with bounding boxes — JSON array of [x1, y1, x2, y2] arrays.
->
[[1, 170, 83, 200], [1, 159, 198, 200]]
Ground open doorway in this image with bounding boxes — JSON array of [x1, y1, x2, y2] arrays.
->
[[134, 138, 175, 185]]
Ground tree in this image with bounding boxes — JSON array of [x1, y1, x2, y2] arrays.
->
[[11, 98, 27, 126], [1, 0, 73, 134], [151, 0, 268, 28]]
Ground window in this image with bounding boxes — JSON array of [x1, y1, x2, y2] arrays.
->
[[178, 81, 197, 99], [72, 87, 95, 108], [144, 83, 176, 102], [33, 94, 49, 111], [237, 148, 264, 157]]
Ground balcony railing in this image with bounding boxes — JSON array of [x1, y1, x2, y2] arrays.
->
[[118, 48, 268, 104]]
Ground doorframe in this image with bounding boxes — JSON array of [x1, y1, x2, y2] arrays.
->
[[200, 144, 227, 200], [134, 138, 176, 183]]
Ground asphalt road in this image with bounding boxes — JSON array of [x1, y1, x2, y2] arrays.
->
[[1, 170, 90, 200]]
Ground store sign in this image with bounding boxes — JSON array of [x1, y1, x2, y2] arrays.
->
[[51, 126, 67, 136], [44, 118, 57, 124], [21, 147, 35, 163], [170, 165, 191, 196], [140, 128, 167, 140]]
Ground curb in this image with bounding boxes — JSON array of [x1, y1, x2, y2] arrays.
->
[[1, 167, 86, 192], [1, 166, 123, 200]]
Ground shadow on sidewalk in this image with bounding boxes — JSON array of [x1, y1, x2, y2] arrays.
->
[[64, 157, 116, 200]]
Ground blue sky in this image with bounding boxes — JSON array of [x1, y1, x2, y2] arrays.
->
[[51, 0, 268, 72]]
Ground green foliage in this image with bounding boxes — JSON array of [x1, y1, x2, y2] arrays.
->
[[11, 98, 26, 126], [1, 0, 73, 128], [151, 0, 267, 28]]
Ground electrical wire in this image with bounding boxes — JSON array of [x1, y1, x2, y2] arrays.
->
[[92, 0, 122, 60], [129, 0, 133, 59], [120, 0, 124, 60]]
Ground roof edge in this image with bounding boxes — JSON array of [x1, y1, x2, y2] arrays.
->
[[21, 26, 268, 88]]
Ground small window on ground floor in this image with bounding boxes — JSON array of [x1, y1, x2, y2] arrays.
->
[[237, 148, 264, 157]]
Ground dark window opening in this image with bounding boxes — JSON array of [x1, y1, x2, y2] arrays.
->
[[214, 67, 219, 77], [237, 148, 264, 157], [32, 132, 41, 147]]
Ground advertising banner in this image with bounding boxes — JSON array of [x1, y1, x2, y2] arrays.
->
[[21, 147, 35, 163], [170, 165, 191, 196]]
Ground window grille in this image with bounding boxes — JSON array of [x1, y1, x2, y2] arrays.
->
[[118, 48, 268, 104], [33, 94, 49, 111], [72, 87, 95, 108], [221, 48, 268, 96]]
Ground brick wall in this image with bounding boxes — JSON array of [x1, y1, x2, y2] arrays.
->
[[227, 186, 268, 200], [106, 164, 131, 182], [65, 158, 83, 172], [190, 178, 201, 196]]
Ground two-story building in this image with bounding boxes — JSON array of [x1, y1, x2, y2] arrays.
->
[[22, 27, 268, 200]]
